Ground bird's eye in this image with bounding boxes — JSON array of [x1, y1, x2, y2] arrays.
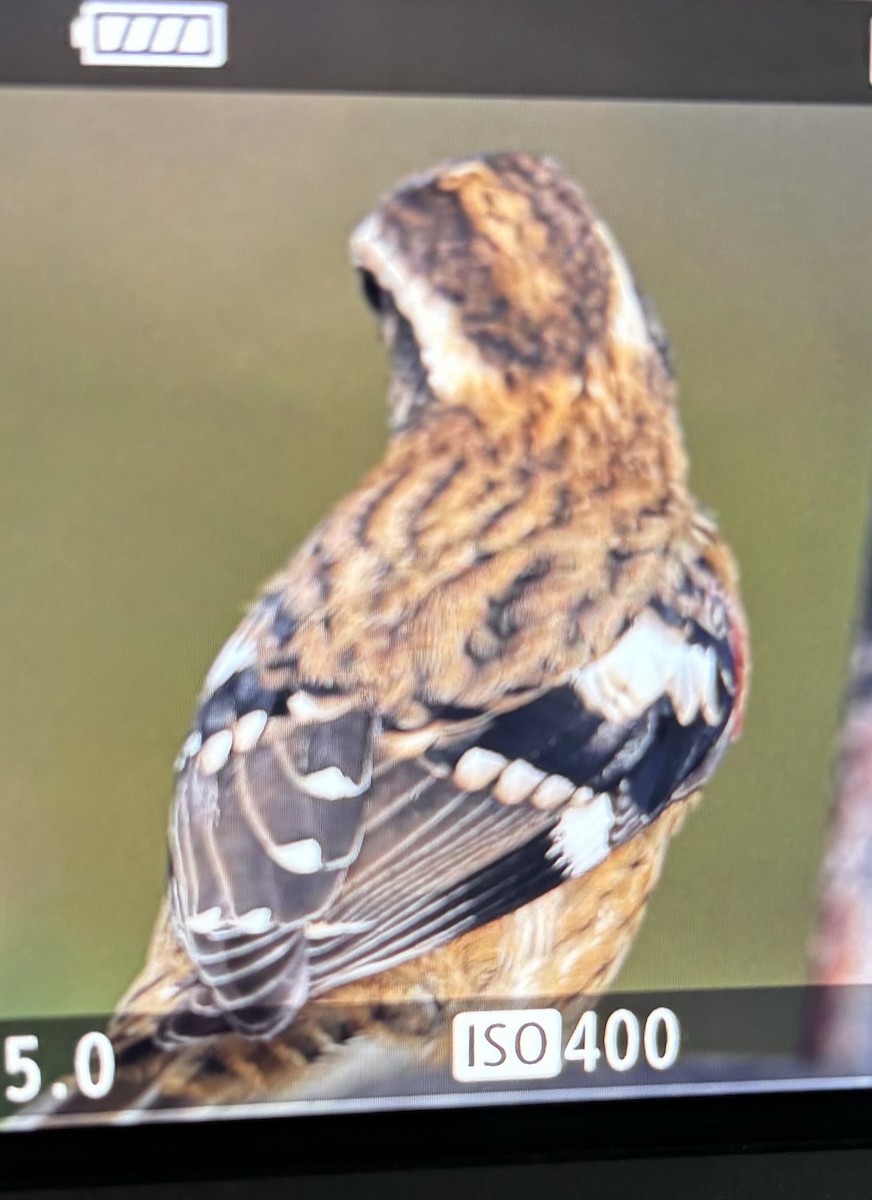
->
[[359, 269, 386, 313]]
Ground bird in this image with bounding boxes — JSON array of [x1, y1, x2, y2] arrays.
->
[[33, 151, 749, 1121]]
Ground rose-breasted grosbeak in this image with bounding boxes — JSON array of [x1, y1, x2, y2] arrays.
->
[[36, 152, 748, 1120]]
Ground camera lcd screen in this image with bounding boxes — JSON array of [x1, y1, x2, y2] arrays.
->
[[3, 1, 872, 1131]]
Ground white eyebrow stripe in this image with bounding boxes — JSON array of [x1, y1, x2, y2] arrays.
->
[[572, 610, 722, 727], [594, 218, 649, 353], [350, 211, 502, 405]]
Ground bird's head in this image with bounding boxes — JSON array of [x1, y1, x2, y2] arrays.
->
[[350, 152, 675, 436]]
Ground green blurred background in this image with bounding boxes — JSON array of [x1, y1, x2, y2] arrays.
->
[[1, 92, 871, 1018]]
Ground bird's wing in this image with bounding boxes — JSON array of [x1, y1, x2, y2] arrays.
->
[[307, 597, 740, 992], [163, 568, 742, 1040], [169, 709, 374, 1037]]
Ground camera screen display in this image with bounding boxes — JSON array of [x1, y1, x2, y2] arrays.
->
[[3, 2, 872, 1130]]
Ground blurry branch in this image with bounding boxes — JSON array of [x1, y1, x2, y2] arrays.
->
[[807, 513, 872, 1071]]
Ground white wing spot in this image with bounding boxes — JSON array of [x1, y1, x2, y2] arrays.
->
[[187, 906, 222, 934], [494, 759, 547, 806], [550, 792, 615, 878], [454, 747, 507, 791], [573, 610, 722, 727], [199, 729, 233, 775], [238, 906, 273, 934], [303, 765, 368, 800], [233, 709, 268, 753], [271, 837, 323, 874], [174, 730, 202, 771], [204, 631, 257, 695], [530, 773, 576, 811]]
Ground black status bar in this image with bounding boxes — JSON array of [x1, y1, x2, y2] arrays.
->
[[3, 986, 872, 1127], [1, 0, 872, 101]]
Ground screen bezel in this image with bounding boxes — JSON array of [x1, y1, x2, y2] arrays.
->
[[4, 1085, 872, 1188], [4, 0, 872, 1186]]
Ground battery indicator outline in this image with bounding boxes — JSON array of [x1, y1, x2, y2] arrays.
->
[[70, 0, 228, 68]]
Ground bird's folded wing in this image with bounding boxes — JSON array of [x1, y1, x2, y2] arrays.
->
[[307, 635, 736, 992], [164, 582, 739, 1038], [167, 701, 378, 1035]]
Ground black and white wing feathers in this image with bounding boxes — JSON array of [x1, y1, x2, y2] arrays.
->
[[169, 708, 375, 1038], [165, 590, 740, 1040]]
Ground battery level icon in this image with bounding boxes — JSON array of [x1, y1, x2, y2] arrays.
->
[[70, 0, 228, 67]]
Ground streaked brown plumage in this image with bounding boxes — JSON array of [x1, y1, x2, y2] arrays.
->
[[31, 152, 749, 1121]]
